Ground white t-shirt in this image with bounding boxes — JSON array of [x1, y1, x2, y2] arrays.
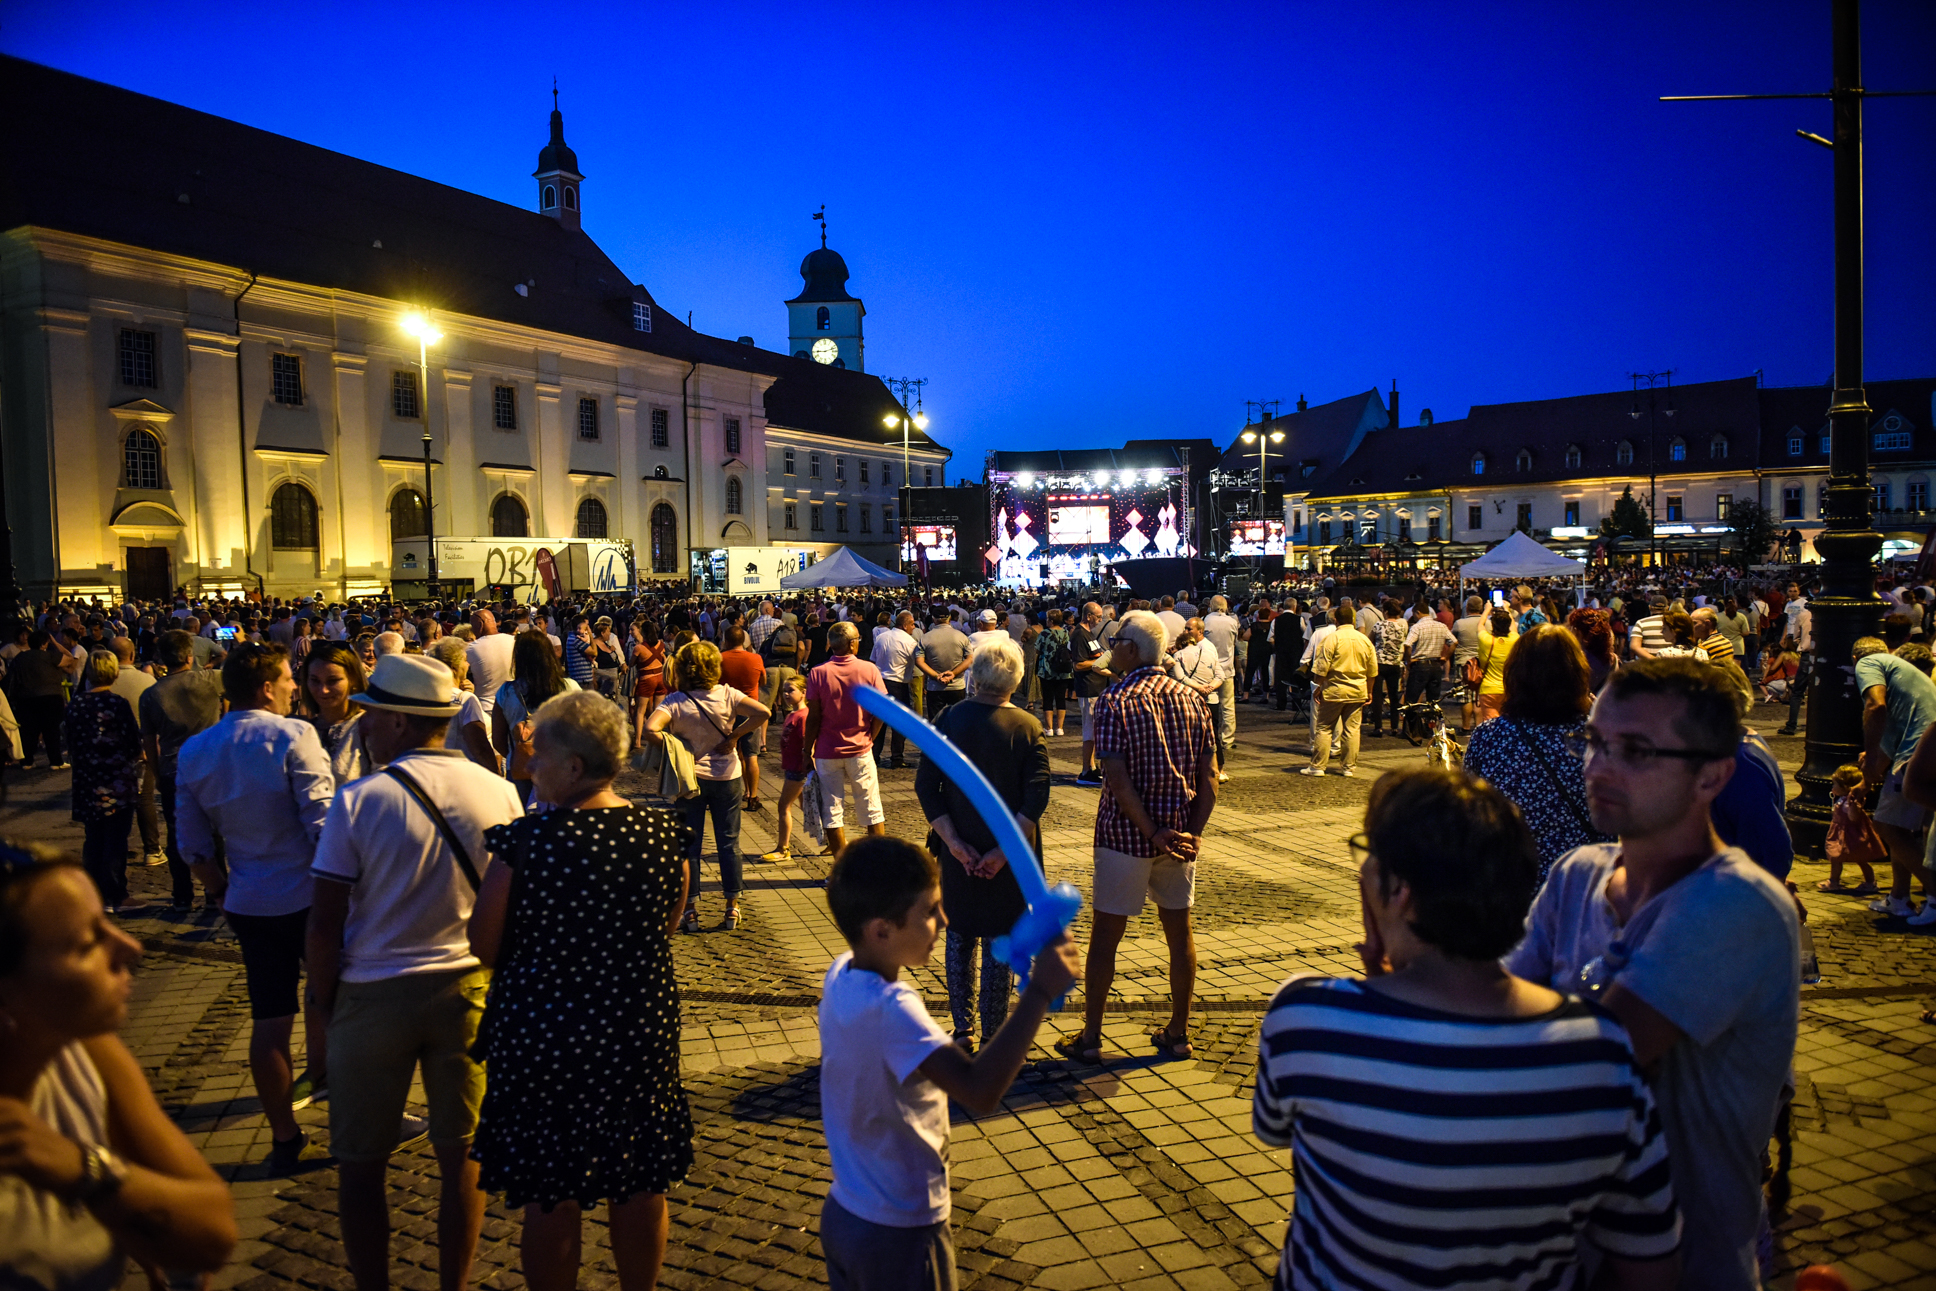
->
[[445, 690, 487, 751], [310, 748, 525, 983], [817, 952, 953, 1227], [465, 633, 517, 711]]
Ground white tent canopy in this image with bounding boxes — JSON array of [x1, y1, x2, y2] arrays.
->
[[1459, 531, 1586, 580], [778, 545, 908, 589]]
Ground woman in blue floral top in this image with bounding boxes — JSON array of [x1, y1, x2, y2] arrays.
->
[[63, 648, 145, 911], [1035, 608, 1074, 737], [1460, 624, 1609, 881]]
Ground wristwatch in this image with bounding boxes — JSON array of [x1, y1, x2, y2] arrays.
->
[[71, 1141, 129, 1203]]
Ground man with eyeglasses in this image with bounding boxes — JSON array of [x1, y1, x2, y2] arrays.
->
[[1510, 658, 1799, 1291]]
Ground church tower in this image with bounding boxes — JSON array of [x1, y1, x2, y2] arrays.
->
[[787, 210, 864, 370], [533, 86, 583, 230]]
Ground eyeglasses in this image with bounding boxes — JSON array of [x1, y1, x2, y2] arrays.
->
[[1346, 833, 1372, 867], [1562, 730, 1731, 769]]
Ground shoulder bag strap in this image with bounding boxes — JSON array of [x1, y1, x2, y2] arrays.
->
[[383, 764, 482, 891], [1509, 721, 1596, 836]]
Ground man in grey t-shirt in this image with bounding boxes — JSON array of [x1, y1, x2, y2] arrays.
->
[[1508, 658, 1798, 1291], [916, 611, 972, 722]]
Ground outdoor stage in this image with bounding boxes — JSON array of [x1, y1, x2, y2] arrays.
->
[[985, 460, 1195, 588]]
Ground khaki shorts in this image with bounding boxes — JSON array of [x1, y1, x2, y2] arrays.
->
[[1876, 767, 1928, 832], [328, 966, 489, 1162], [1092, 846, 1195, 917]]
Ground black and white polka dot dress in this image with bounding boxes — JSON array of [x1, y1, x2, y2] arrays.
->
[[471, 805, 696, 1209]]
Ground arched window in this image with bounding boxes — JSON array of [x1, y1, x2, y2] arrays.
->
[[1471, 453, 1486, 476], [542, 184, 556, 210], [491, 493, 528, 538], [1616, 440, 1634, 466], [270, 482, 319, 549], [1515, 448, 1532, 473], [575, 496, 608, 538], [563, 186, 577, 211], [389, 487, 426, 540], [725, 477, 743, 515], [653, 464, 669, 479], [1668, 437, 1686, 462], [816, 306, 831, 331], [124, 428, 162, 490], [1564, 443, 1582, 469], [650, 503, 678, 573], [1710, 434, 1729, 460]]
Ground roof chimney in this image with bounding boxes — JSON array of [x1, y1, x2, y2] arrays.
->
[[1389, 379, 1400, 430], [1296, 393, 1308, 413]]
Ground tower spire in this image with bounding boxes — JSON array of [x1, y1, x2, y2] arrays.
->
[[533, 83, 583, 228], [812, 205, 827, 249]]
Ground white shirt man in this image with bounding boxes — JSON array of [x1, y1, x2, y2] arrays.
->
[[464, 611, 517, 713]]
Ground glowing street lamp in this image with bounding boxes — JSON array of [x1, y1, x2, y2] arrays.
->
[[401, 312, 445, 590]]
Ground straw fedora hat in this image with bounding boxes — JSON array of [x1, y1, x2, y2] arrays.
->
[[350, 654, 462, 718]]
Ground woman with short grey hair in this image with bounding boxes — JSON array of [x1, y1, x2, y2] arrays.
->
[[915, 632, 1051, 1049], [468, 685, 694, 1291]]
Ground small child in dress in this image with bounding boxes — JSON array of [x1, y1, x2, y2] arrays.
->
[[1822, 763, 1882, 895], [817, 837, 1078, 1291], [761, 677, 810, 861]]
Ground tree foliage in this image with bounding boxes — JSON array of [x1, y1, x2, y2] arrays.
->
[[1600, 486, 1652, 541], [1729, 497, 1780, 565]]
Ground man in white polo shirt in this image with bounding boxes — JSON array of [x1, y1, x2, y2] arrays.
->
[[306, 654, 524, 1291]]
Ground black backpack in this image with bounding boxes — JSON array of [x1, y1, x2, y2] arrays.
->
[[1049, 631, 1074, 674], [762, 623, 798, 665]]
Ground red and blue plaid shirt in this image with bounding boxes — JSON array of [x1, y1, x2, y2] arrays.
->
[[1092, 666, 1215, 857]]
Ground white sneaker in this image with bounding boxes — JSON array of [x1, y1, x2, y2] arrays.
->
[[1340, 767, 1357, 778], [1870, 895, 1918, 917], [1908, 905, 1936, 928], [1300, 766, 1325, 776]]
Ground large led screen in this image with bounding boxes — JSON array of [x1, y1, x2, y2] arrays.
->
[[1228, 519, 1286, 556], [1048, 503, 1113, 546], [900, 524, 958, 562]]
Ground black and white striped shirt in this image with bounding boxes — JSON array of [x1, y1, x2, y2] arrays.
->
[[1253, 976, 1680, 1290]]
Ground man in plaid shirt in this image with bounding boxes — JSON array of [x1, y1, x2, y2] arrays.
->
[[1054, 610, 1217, 1065], [747, 600, 784, 655]]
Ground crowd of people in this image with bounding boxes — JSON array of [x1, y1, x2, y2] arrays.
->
[[0, 565, 1893, 1290]]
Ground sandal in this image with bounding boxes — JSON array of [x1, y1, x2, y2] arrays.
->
[[1052, 1034, 1104, 1064], [759, 848, 791, 863], [744, 797, 765, 812], [1818, 880, 1852, 893], [722, 906, 741, 931], [1148, 1026, 1195, 1060], [1850, 882, 1880, 896], [680, 906, 701, 935], [1923, 1006, 1936, 1026]]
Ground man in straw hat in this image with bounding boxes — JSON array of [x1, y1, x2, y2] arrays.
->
[[305, 653, 525, 1291]]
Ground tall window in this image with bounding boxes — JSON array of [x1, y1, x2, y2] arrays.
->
[[835, 455, 846, 482], [392, 369, 421, 419], [1783, 486, 1803, 520], [271, 353, 304, 406], [1911, 481, 1930, 511], [725, 417, 741, 455], [632, 302, 652, 333], [1318, 520, 1332, 544], [1818, 484, 1829, 518], [1876, 482, 1892, 512], [650, 407, 668, 447], [1564, 500, 1579, 526], [784, 502, 797, 530], [493, 385, 518, 430], [784, 447, 796, 475], [836, 505, 848, 533], [119, 329, 157, 388], [1467, 504, 1483, 530], [577, 397, 600, 440], [1665, 496, 1683, 522], [1397, 516, 1411, 541], [882, 505, 894, 530], [816, 306, 831, 331], [810, 453, 821, 478], [389, 487, 426, 539], [542, 183, 557, 209], [491, 493, 528, 538], [576, 496, 608, 538], [859, 506, 871, 533], [270, 482, 319, 549], [1716, 492, 1732, 521], [1427, 516, 1441, 541], [1471, 453, 1485, 476], [1515, 502, 1533, 531], [860, 459, 870, 485], [650, 503, 678, 572], [1668, 438, 1686, 463], [811, 502, 824, 532], [881, 462, 891, 487], [725, 477, 742, 515], [924, 466, 934, 487], [1616, 440, 1634, 466], [123, 429, 162, 490]]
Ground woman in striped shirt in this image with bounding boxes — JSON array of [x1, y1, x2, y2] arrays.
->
[[1253, 768, 1681, 1291]]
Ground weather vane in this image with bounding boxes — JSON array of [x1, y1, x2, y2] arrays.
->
[[812, 205, 827, 248], [551, 76, 558, 110]]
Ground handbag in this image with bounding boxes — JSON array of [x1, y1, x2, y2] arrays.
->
[[1463, 638, 1493, 689], [1509, 722, 1597, 838]]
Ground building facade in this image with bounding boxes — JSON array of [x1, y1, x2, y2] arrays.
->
[[0, 57, 946, 601]]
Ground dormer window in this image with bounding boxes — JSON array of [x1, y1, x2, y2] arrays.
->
[[632, 302, 651, 333], [1471, 453, 1486, 476], [1710, 433, 1729, 459], [1668, 437, 1686, 462], [1616, 440, 1634, 466], [1564, 444, 1582, 469], [1515, 448, 1532, 473], [542, 184, 557, 210]]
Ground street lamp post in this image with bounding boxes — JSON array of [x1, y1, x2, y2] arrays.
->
[[1239, 425, 1285, 571], [883, 397, 930, 573], [1629, 371, 1675, 567], [402, 312, 444, 593]]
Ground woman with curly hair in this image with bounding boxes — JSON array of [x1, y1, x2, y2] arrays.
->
[[1565, 607, 1621, 693]]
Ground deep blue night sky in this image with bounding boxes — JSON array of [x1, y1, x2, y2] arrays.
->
[[5, 1, 1932, 475]]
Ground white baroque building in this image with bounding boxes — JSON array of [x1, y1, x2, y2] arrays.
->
[[0, 58, 947, 601]]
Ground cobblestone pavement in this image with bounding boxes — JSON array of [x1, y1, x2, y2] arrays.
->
[[7, 696, 1936, 1290]]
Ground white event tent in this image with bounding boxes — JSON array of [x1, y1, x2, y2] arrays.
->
[[1458, 532, 1587, 604]]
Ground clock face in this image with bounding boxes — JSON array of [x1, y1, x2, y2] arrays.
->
[[811, 338, 839, 365]]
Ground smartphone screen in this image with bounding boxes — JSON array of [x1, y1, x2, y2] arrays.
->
[[1490, 590, 1506, 607], [216, 625, 238, 641]]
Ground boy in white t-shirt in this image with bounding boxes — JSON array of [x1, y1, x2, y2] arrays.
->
[[818, 837, 1078, 1291]]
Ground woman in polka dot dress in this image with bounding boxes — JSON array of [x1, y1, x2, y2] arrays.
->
[[469, 690, 694, 1291]]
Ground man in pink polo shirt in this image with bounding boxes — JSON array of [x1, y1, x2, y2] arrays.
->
[[804, 621, 888, 856]]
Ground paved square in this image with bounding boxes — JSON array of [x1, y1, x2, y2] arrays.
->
[[9, 697, 1934, 1290]]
